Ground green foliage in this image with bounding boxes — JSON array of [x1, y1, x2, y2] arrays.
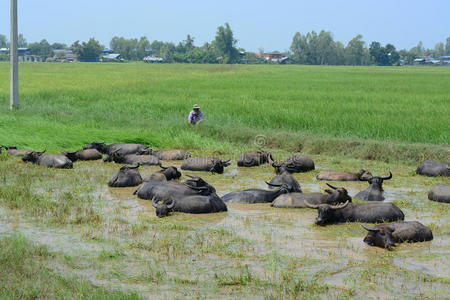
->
[[28, 39, 53, 59], [214, 23, 239, 64], [72, 38, 103, 62], [0, 34, 7, 48]]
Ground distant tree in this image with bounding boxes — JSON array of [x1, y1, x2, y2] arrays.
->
[[369, 41, 390, 65], [214, 23, 239, 63], [159, 42, 176, 62], [0, 34, 8, 48], [184, 34, 195, 52], [28, 39, 53, 59], [73, 38, 103, 62], [446, 37, 450, 55], [434, 42, 445, 58], [335, 41, 345, 65], [410, 41, 425, 57], [136, 36, 151, 60], [345, 34, 365, 65], [18, 34, 27, 48], [290, 32, 308, 64], [51, 42, 67, 50]]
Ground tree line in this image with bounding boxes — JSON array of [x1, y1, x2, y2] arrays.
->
[[1, 24, 449, 65]]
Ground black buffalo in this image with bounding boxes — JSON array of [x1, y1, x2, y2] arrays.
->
[[108, 165, 143, 187], [271, 183, 351, 208], [134, 175, 214, 201], [143, 165, 182, 182], [22, 150, 73, 169], [306, 201, 404, 226], [237, 151, 274, 167], [62, 149, 103, 162], [104, 151, 160, 166], [362, 221, 433, 250], [181, 157, 231, 174], [222, 182, 295, 204], [316, 169, 373, 181], [428, 184, 450, 203], [355, 172, 392, 201], [272, 154, 315, 174], [268, 171, 302, 192], [83, 142, 151, 155], [416, 160, 449, 177], [2, 146, 33, 157], [153, 150, 190, 160]]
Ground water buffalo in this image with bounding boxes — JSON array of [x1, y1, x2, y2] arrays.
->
[[143, 165, 182, 182], [153, 150, 190, 160], [108, 165, 143, 187], [355, 172, 392, 201], [83, 142, 151, 155], [416, 160, 449, 177], [222, 182, 295, 204], [237, 150, 274, 167], [305, 201, 404, 226], [316, 169, 373, 181], [134, 175, 215, 201], [22, 150, 73, 169], [152, 191, 227, 218], [181, 157, 231, 174], [271, 183, 351, 208], [268, 171, 302, 192], [104, 150, 160, 166], [2, 146, 33, 157], [362, 221, 433, 250], [272, 154, 315, 174], [428, 184, 450, 203], [62, 149, 103, 162]]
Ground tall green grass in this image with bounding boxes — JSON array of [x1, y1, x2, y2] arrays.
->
[[0, 63, 448, 161]]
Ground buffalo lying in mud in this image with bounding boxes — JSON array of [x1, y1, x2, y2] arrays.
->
[[416, 160, 449, 177], [237, 151, 274, 167], [153, 150, 190, 160], [62, 149, 103, 162], [108, 165, 142, 187], [152, 191, 227, 218], [316, 169, 373, 181], [272, 154, 315, 174], [355, 172, 392, 201], [181, 157, 231, 174], [134, 175, 214, 201], [268, 171, 302, 192], [83, 142, 151, 155], [305, 201, 404, 225], [222, 182, 295, 204], [271, 183, 351, 208], [362, 221, 433, 250], [428, 184, 450, 203], [104, 150, 160, 166], [22, 150, 73, 169], [143, 165, 182, 182], [2, 146, 33, 157]]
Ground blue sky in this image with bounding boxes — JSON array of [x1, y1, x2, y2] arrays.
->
[[0, 0, 448, 51]]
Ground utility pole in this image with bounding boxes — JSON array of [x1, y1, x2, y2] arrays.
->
[[10, 0, 19, 110]]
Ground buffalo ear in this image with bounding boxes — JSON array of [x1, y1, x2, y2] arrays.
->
[[324, 189, 333, 194], [363, 236, 375, 246]]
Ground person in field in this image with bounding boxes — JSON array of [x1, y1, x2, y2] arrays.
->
[[188, 104, 203, 125]]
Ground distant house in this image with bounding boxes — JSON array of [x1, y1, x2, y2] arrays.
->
[[143, 56, 163, 63], [413, 57, 440, 65], [0, 47, 37, 61], [101, 48, 114, 56], [440, 56, 450, 65], [264, 51, 282, 62], [53, 49, 78, 62], [101, 53, 122, 62]]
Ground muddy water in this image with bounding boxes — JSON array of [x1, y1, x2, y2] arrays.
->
[[1, 156, 449, 297]]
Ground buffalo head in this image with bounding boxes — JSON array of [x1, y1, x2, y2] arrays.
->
[[356, 169, 373, 181], [360, 172, 392, 191], [159, 165, 182, 180], [62, 151, 79, 162], [265, 181, 295, 194], [83, 142, 107, 153], [184, 175, 216, 195], [210, 158, 231, 174], [323, 183, 352, 204], [305, 200, 350, 226], [152, 197, 175, 218], [22, 150, 46, 163], [362, 224, 396, 250]]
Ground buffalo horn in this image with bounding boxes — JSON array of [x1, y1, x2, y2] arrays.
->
[[151, 197, 159, 208], [266, 181, 281, 187], [330, 200, 349, 210], [326, 183, 338, 190], [159, 165, 168, 170], [361, 224, 379, 232], [166, 198, 175, 209], [304, 200, 319, 209], [381, 172, 393, 180], [184, 183, 207, 190]]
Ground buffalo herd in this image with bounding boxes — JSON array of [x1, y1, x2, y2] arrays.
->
[[2, 142, 448, 250]]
